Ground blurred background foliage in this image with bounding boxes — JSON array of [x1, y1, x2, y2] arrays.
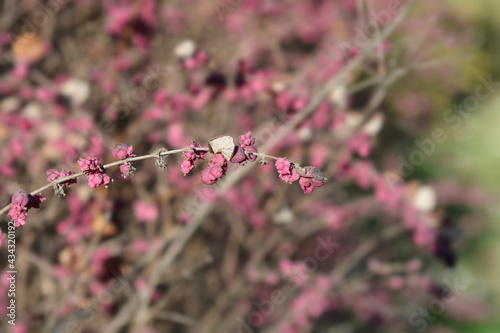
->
[[417, 0, 500, 331]]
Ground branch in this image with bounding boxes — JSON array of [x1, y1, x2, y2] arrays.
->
[[0, 147, 192, 217], [2, 136, 327, 232]]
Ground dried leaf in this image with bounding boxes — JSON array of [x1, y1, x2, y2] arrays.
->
[[208, 135, 235, 161], [309, 167, 328, 182]]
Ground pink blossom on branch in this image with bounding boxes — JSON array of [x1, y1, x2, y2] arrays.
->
[[239, 131, 256, 148], [12, 189, 29, 207], [78, 155, 111, 188], [111, 144, 136, 178], [1, 132, 328, 228], [46, 169, 77, 187], [275, 158, 300, 184], [297, 166, 328, 194], [111, 143, 135, 160], [230, 145, 247, 165], [245, 145, 258, 162], [7, 189, 45, 227], [180, 141, 208, 175], [201, 153, 228, 185], [275, 158, 327, 193]]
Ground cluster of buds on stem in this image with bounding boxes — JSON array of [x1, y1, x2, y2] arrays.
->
[[78, 155, 111, 188], [46, 169, 77, 197], [7, 190, 45, 227], [275, 158, 327, 193], [230, 132, 258, 165], [3, 132, 328, 228], [111, 143, 136, 178], [181, 141, 208, 175]]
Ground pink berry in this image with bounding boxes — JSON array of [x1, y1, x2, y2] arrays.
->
[[245, 145, 258, 162], [290, 168, 301, 183], [180, 160, 193, 175], [275, 158, 300, 183], [46, 169, 60, 182], [201, 153, 227, 185], [88, 174, 102, 188], [299, 177, 314, 194], [78, 158, 90, 171], [209, 166, 224, 178], [180, 141, 207, 175], [230, 145, 247, 164], [119, 164, 130, 174], [102, 174, 111, 186], [8, 191, 45, 227], [239, 132, 256, 148], [201, 168, 217, 185], [112, 143, 132, 160], [12, 189, 29, 207], [79, 155, 112, 188], [8, 207, 27, 227], [211, 153, 227, 166]]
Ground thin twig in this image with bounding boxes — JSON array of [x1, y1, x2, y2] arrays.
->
[[0, 147, 194, 217]]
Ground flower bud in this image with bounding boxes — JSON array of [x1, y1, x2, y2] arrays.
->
[[230, 145, 247, 164], [112, 143, 132, 160], [245, 145, 258, 162], [12, 189, 29, 207]]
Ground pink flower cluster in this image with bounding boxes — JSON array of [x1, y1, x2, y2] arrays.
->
[[7, 189, 45, 227], [46, 169, 77, 187], [78, 155, 111, 188], [298, 167, 328, 194], [111, 143, 135, 160], [180, 141, 207, 175], [230, 132, 258, 165], [118, 163, 135, 178], [184, 50, 209, 70], [239, 132, 255, 148], [275, 159, 327, 194], [111, 144, 136, 178], [201, 153, 227, 185], [275, 158, 300, 184]]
